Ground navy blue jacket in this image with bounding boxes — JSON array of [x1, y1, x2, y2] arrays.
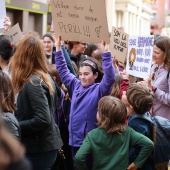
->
[[128, 112, 155, 170]]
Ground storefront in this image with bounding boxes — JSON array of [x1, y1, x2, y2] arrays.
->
[[5, 0, 48, 36]]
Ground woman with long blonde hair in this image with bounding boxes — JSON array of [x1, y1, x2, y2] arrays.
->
[[9, 34, 63, 170]]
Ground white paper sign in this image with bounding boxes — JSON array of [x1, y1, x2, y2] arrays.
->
[[126, 35, 154, 79], [0, 0, 6, 28]]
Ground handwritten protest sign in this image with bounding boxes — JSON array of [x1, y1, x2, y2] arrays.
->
[[50, 0, 110, 43], [5, 23, 23, 45], [110, 27, 129, 62], [126, 35, 154, 79], [0, 0, 6, 28]]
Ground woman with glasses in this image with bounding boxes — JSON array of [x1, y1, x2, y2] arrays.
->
[[68, 41, 87, 68]]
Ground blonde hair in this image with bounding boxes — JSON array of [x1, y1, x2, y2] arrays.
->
[[97, 96, 127, 134], [9, 34, 54, 94]]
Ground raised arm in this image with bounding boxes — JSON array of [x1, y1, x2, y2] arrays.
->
[[54, 36, 79, 92], [98, 41, 116, 95]]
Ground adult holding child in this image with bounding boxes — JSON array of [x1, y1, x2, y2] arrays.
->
[[54, 36, 115, 169], [9, 34, 63, 170]]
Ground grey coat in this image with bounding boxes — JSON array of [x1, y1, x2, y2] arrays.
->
[[2, 112, 20, 139]]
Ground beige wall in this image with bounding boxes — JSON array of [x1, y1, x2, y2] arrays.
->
[[105, 0, 152, 35]]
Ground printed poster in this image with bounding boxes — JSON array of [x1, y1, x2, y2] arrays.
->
[[126, 35, 154, 79]]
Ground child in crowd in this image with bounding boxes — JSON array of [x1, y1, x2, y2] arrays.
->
[[75, 96, 154, 170], [54, 36, 115, 169], [121, 83, 155, 170], [48, 64, 74, 170]]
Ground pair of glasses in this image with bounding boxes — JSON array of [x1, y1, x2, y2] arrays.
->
[[152, 67, 159, 80]]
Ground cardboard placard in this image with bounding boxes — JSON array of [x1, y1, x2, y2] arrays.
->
[[109, 27, 129, 62], [50, 0, 109, 43], [126, 35, 154, 79], [4, 23, 23, 44], [0, 0, 6, 28]]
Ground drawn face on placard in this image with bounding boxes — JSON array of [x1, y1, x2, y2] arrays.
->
[[128, 48, 136, 70]]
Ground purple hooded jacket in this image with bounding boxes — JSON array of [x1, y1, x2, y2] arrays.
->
[[54, 50, 115, 147]]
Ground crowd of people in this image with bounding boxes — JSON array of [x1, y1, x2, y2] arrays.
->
[[0, 17, 170, 170]]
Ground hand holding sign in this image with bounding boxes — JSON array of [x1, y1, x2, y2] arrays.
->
[[100, 40, 109, 52], [55, 35, 62, 51], [3, 17, 11, 32]]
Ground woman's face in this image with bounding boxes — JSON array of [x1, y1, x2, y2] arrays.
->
[[79, 66, 98, 87], [43, 37, 54, 53], [73, 42, 87, 54], [152, 45, 165, 66]]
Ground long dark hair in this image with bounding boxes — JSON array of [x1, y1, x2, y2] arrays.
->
[[0, 35, 16, 62]]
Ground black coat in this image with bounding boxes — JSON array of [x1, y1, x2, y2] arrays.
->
[[15, 74, 63, 153]]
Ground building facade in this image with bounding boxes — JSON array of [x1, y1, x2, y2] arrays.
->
[[6, 0, 48, 36], [106, 0, 152, 35]]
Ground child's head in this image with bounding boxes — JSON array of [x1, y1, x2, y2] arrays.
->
[[97, 96, 127, 134], [122, 83, 154, 115], [0, 71, 16, 112], [79, 57, 103, 87]]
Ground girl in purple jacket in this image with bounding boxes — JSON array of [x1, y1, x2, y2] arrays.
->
[[54, 36, 115, 169]]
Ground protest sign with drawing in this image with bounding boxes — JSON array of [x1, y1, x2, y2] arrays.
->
[[4, 23, 23, 45], [126, 35, 154, 79], [109, 26, 129, 63], [0, 0, 6, 28], [50, 0, 109, 43]]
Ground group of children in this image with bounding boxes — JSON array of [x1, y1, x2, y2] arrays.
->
[[0, 19, 169, 169], [53, 36, 157, 170]]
